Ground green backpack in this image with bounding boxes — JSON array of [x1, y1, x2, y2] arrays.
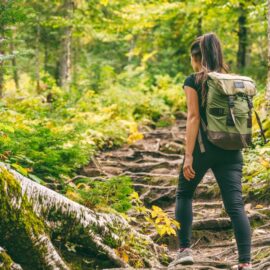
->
[[197, 71, 267, 152]]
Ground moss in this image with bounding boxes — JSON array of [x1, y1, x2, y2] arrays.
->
[[0, 167, 49, 270], [253, 247, 270, 261], [0, 249, 13, 270], [51, 223, 119, 270], [250, 218, 265, 229]]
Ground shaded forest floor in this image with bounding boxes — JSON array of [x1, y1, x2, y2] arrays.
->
[[81, 113, 270, 270]]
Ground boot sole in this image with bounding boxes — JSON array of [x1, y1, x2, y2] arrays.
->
[[172, 256, 194, 266]]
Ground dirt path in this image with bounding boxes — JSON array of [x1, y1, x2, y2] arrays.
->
[[81, 114, 270, 270]]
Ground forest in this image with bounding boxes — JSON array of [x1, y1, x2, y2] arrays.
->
[[0, 0, 269, 269]]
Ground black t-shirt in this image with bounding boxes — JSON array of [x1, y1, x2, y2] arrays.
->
[[182, 73, 207, 125]]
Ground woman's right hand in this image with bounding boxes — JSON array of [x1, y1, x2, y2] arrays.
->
[[183, 154, 196, 181]]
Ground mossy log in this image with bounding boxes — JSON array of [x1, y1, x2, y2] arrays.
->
[[0, 162, 168, 270], [0, 247, 22, 270]]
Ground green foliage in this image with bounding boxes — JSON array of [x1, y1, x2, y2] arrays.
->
[[242, 91, 270, 201], [0, 98, 94, 183], [0, 68, 186, 187], [66, 175, 134, 212], [0, 0, 25, 26]]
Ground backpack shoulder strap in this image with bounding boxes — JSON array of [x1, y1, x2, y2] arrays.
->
[[198, 126, 206, 153], [197, 118, 207, 153]]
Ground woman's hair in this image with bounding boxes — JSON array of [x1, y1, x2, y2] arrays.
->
[[190, 32, 229, 106]]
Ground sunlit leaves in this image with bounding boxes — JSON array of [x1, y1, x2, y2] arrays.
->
[[129, 191, 180, 238]]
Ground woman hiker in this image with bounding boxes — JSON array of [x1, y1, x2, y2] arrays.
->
[[168, 32, 252, 270]]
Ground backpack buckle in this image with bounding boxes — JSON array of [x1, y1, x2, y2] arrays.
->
[[246, 96, 253, 109], [228, 95, 234, 107], [227, 96, 235, 126]]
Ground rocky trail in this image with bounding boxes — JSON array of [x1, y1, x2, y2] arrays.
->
[[81, 113, 270, 270]]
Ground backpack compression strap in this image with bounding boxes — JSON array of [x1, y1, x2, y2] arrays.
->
[[228, 106, 249, 148]]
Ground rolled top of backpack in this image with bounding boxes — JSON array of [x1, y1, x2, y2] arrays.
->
[[207, 71, 256, 96]]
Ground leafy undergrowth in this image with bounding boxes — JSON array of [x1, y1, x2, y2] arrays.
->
[[66, 175, 134, 212], [1, 71, 186, 188], [242, 92, 270, 202]]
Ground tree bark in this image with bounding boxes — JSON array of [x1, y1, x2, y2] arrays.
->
[[197, 15, 202, 37], [35, 23, 41, 93], [59, 0, 73, 91], [9, 28, 19, 90], [0, 162, 168, 269], [237, 3, 247, 69]]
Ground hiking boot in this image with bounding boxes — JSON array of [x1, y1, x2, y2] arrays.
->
[[232, 263, 252, 270], [168, 248, 194, 268], [238, 263, 252, 270]]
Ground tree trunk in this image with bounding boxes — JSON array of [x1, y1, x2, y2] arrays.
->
[[59, 0, 73, 91], [72, 37, 78, 86], [197, 15, 202, 37], [35, 23, 41, 93], [267, 0, 270, 101], [9, 28, 19, 91], [237, 3, 247, 69], [0, 30, 5, 98], [0, 162, 168, 269]]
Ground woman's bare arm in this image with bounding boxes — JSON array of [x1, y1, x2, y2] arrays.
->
[[183, 85, 200, 180]]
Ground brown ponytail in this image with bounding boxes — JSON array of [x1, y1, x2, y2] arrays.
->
[[190, 32, 229, 107]]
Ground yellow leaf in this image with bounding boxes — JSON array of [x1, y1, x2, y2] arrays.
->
[[100, 0, 109, 6], [173, 220, 180, 229], [159, 226, 167, 236], [129, 191, 139, 200], [164, 217, 171, 226], [144, 216, 153, 223], [152, 205, 162, 213], [167, 226, 176, 235], [155, 217, 162, 224], [142, 50, 157, 63], [122, 251, 129, 263], [170, 228, 176, 236]]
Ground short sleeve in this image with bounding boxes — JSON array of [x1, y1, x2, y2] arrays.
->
[[182, 74, 197, 92]]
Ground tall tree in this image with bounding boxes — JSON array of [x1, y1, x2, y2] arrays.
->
[[9, 27, 20, 90], [59, 0, 74, 91], [237, 2, 247, 69], [35, 22, 41, 93], [0, 0, 7, 98]]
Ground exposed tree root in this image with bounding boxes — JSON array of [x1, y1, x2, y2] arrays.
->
[[0, 162, 168, 269]]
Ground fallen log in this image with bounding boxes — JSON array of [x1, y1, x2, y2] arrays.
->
[[0, 247, 22, 270], [0, 162, 169, 269]]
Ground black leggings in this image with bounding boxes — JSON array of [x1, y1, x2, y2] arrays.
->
[[175, 133, 252, 263]]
